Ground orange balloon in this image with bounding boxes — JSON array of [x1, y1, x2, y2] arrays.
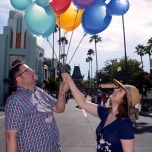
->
[[56, 4, 84, 32]]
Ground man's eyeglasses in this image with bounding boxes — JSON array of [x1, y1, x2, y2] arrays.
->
[[17, 68, 32, 77], [96, 128, 105, 142]]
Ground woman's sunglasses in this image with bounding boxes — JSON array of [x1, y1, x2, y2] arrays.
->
[[96, 128, 105, 142]]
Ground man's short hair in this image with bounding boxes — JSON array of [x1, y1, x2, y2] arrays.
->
[[9, 60, 25, 85]]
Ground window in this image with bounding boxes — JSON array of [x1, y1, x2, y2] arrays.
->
[[10, 55, 25, 68]]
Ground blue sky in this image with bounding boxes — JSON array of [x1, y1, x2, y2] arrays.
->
[[0, 0, 152, 80]]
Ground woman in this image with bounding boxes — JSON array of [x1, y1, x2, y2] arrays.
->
[[62, 73, 140, 152]]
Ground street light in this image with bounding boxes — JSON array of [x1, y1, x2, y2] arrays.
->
[[55, 74, 58, 81], [44, 64, 48, 79], [117, 67, 121, 81], [122, 15, 128, 84], [94, 81, 97, 88]]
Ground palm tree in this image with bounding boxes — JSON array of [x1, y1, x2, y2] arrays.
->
[[147, 37, 152, 69], [144, 45, 152, 70], [87, 49, 95, 87], [57, 37, 68, 72], [89, 35, 102, 88], [52, 24, 58, 68], [135, 44, 145, 70], [147, 37, 152, 46], [86, 56, 92, 88], [89, 35, 102, 74], [51, 24, 58, 79], [87, 48, 95, 56]]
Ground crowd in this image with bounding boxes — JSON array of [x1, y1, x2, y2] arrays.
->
[[90, 93, 108, 105]]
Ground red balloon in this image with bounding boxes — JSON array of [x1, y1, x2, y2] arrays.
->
[[49, 0, 71, 15]]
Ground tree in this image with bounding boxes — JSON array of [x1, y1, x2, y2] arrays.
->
[[43, 57, 52, 67], [57, 36, 68, 72], [87, 48, 95, 85], [97, 59, 118, 83], [52, 24, 59, 69], [144, 45, 152, 70], [94, 55, 152, 93], [96, 57, 149, 86], [56, 62, 71, 82], [130, 71, 152, 93], [47, 78, 59, 92], [86, 56, 92, 88], [89, 35, 102, 74], [57, 36, 68, 53], [146, 37, 152, 69], [134, 44, 145, 70]]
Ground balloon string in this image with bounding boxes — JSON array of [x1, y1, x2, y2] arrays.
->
[[47, 38, 58, 62], [47, 37, 61, 71], [68, 34, 86, 64], [58, 16, 62, 73], [65, 10, 79, 63]]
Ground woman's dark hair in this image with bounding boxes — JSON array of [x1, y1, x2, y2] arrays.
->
[[9, 60, 25, 86], [116, 93, 128, 118]]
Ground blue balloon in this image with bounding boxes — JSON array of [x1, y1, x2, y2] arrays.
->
[[36, 0, 50, 8], [10, 0, 31, 11], [106, 0, 130, 16], [24, 2, 56, 38], [82, 0, 112, 35]]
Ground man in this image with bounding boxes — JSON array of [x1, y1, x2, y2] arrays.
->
[[5, 60, 69, 152]]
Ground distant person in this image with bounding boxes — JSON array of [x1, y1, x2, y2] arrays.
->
[[84, 92, 87, 98], [91, 94, 95, 103], [62, 73, 140, 152], [97, 93, 101, 105], [5, 60, 69, 152], [102, 93, 107, 106]]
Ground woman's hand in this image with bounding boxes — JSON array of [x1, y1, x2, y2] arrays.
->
[[61, 73, 72, 84]]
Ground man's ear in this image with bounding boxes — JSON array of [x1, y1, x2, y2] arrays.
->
[[16, 76, 21, 84]]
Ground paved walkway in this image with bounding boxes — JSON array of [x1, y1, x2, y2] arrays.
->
[[0, 97, 152, 152]]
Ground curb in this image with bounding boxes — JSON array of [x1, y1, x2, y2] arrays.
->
[[0, 107, 5, 112]]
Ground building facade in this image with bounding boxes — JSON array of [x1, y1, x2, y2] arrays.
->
[[71, 66, 84, 92], [0, 10, 44, 105]]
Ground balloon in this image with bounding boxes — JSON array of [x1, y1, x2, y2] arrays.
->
[[72, 0, 98, 10], [56, 4, 84, 31], [82, 0, 112, 35], [10, 0, 31, 11], [24, 2, 56, 38], [106, 0, 130, 16], [36, 0, 50, 8], [49, 0, 71, 15]]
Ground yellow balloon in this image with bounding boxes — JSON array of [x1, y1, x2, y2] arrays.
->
[[56, 4, 84, 32]]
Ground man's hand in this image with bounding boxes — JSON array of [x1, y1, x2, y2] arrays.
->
[[59, 80, 69, 95]]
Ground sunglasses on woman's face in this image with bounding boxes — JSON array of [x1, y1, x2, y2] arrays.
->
[[96, 128, 105, 142]]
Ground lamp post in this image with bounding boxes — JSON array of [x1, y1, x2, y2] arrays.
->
[[117, 67, 121, 81], [44, 64, 48, 79], [98, 79, 102, 91], [55, 74, 58, 81], [122, 15, 128, 84], [92, 82, 94, 93], [142, 85, 147, 99], [99, 79, 102, 84]]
